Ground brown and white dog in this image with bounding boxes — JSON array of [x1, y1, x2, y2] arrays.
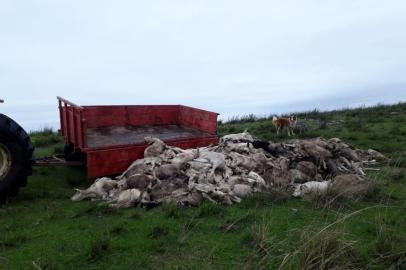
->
[[272, 115, 297, 136]]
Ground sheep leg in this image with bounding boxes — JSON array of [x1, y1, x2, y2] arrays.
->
[[201, 193, 218, 204], [151, 161, 162, 185]]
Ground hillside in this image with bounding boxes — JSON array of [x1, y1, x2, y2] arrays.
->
[[0, 102, 405, 269]]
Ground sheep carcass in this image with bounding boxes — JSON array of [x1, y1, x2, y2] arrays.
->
[[292, 181, 330, 197], [110, 189, 150, 208], [117, 157, 161, 179], [220, 130, 254, 144], [199, 150, 226, 180], [185, 166, 212, 184], [227, 151, 268, 174], [71, 177, 118, 201], [124, 174, 157, 191], [171, 149, 199, 167], [153, 161, 189, 180], [232, 184, 252, 198], [223, 142, 253, 154], [144, 137, 167, 158], [246, 171, 267, 190]]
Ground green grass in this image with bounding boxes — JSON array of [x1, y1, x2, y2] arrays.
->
[[1, 103, 405, 269], [29, 127, 64, 158]]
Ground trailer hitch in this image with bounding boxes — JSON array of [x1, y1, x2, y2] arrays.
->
[[34, 155, 85, 167]]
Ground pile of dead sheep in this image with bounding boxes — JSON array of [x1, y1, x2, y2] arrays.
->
[[71, 132, 386, 208]]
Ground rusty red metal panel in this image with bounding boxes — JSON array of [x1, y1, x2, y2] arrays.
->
[[57, 97, 85, 148], [87, 145, 146, 178], [179, 105, 218, 134], [83, 106, 128, 128], [58, 100, 64, 136], [74, 114, 80, 148], [86, 136, 218, 178], [82, 117, 88, 149], [68, 108, 76, 144], [83, 105, 181, 128], [126, 106, 179, 126], [65, 104, 71, 143], [77, 110, 84, 149], [60, 105, 67, 137]]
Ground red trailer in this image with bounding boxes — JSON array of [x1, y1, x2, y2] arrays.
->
[[57, 97, 219, 178]]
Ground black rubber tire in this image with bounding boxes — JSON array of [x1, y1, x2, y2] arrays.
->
[[0, 114, 34, 202]]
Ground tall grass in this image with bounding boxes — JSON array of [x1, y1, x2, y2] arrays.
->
[[279, 227, 360, 270]]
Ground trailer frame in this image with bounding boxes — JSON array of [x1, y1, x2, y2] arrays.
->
[[57, 97, 219, 178]]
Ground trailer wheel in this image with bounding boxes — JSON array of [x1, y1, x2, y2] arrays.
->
[[0, 114, 34, 202]]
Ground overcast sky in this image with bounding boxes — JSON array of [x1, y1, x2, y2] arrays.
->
[[1, 0, 405, 131]]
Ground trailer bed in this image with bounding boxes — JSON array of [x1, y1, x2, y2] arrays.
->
[[57, 97, 219, 178], [86, 125, 212, 149]]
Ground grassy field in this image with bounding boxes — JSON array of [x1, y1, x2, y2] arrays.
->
[[1, 103, 406, 269]]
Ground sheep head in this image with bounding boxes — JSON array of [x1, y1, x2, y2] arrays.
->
[[292, 185, 307, 197]]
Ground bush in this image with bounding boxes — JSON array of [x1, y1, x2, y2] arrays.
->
[[226, 115, 253, 124]]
